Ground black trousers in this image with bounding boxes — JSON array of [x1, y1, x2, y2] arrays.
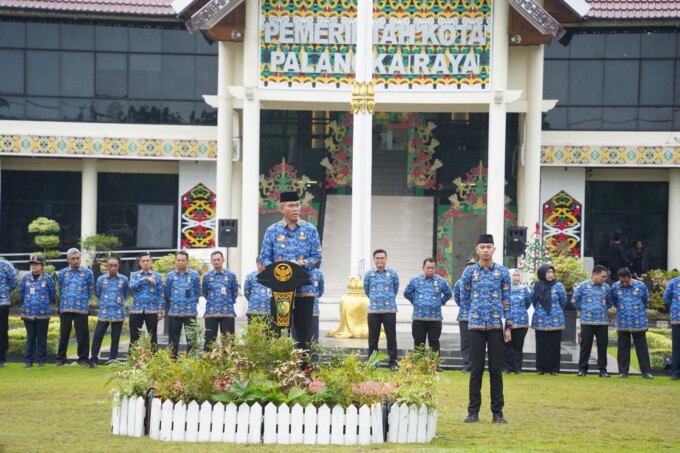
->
[[204, 317, 235, 348], [56, 312, 90, 363], [535, 330, 562, 373], [167, 316, 196, 359], [459, 321, 471, 371], [672, 324, 680, 379], [503, 327, 528, 373], [368, 312, 398, 366], [90, 320, 123, 362], [24, 318, 49, 365], [412, 320, 443, 354], [129, 312, 160, 347], [0, 305, 8, 363], [468, 329, 505, 415], [578, 324, 608, 372], [617, 331, 652, 375]]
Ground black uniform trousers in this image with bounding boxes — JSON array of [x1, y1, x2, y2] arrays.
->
[[672, 324, 680, 379], [459, 320, 471, 371], [90, 320, 123, 362], [129, 312, 160, 347], [56, 312, 90, 364], [167, 316, 197, 359], [368, 312, 398, 366], [535, 330, 562, 373], [412, 320, 443, 354], [503, 327, 528, 373], [617, 330, 652, 375], [0, 305, 9, 363], [204, 317, 235, 349], [578, 324, 608, 373], [468, 329, 505, 415]]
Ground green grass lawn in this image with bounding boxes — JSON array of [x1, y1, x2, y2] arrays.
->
[[1, 366, 679, 452]]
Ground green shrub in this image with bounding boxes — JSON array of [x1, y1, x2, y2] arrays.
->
[[646, 269, 680, 312], [152, 253, 202, 276], [8, 327, 59, 355], [650, 348, 672, 369], [647, 331, 672, 350], [648, 328, 672, 339]]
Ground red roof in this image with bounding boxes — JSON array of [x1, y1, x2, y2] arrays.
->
[[585, 1, 680, 19], [0, 0, 176, 16]]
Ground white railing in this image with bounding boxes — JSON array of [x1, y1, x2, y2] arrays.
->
[[111, 395, 437, 444]]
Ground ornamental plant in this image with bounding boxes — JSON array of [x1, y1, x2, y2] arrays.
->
[[646, 269, 680, 313], [27, 216, 60, 274]]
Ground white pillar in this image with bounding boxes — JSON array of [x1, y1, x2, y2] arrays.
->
[[349, 0, 374, 277], [216, 42, 235, 222], [239, 0, 262, 281], [668, 169, 680, 270], [81, 159, 97, 239], [519, 45, 545, 234], [486, 0, 509, 262]]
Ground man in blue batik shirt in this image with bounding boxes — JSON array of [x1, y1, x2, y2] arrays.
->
[[164, 251, 200, 359], [364, 249, 400, 371], [129, 252, 164, 348], [572, 264, 613, 377], [89, 256, 129, 367], [611, 268, 653, 379], [0, 258, 18, 367], [244, 259, 273, 321], [461, 234, 511, 424], [202, 250, 240, 348], [260, 191, 322, 360], [663, 274, 680, 380], [404, 257, 452, 370], [454, 257, 477, 372], [56, 248, 95, 367]]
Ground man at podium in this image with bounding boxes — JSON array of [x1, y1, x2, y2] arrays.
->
[[259, 191, 322, 360]]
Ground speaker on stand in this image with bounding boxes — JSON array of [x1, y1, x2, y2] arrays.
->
[[218, 219, 238, 267], [506, 226, 528, 257]]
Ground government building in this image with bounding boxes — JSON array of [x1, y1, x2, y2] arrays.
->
[[1, 0, 678, 296]]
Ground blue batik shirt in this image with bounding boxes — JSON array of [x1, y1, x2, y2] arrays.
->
[[244, 270, 272, 315], [20, 273, 56, 320], [202, 269, 240, 318], [312, 268, 324, 317], [260, 219, 322, 297], [96, 273, 129, 322], [57, 266, 94, 315], [363, 267, 400, 313], [461, 263, 511, 330], [508, 284, 532, 329], [129, 270, 164, 314], [404, 274, 452, 321], [663, 276, 680, 325], [612, 279, 649, 332], [454, 279, 470, 321], [572, 280, 612, 325], [530, 283, 567, 331], [0, 259, 18, 306], [165, 269, 200, 317]]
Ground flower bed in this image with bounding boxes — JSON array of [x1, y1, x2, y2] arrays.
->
[[108, 318, 439, 444]]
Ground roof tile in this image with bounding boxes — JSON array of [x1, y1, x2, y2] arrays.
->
[[585, 1, 680, 20], [0, 0, 177, 16]]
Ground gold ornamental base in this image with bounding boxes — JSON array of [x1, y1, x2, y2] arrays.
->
[[327, 276, 384, 339]]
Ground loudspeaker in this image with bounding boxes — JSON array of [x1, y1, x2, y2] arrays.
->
[[506, 226, 528, 257], [218, 219, 238, 248]]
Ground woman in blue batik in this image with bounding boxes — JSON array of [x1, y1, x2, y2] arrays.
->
[[531, 264, 567, 375], [504, 269, 531, 374]]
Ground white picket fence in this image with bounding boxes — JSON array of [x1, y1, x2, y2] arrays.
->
[[111, 395, 437, 444]]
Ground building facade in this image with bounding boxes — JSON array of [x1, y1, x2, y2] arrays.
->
[[1, 0, 679, 297]]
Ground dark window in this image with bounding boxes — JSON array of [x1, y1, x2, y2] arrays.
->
[[0, 18, 217, 125], [544, 29, 680, 131]]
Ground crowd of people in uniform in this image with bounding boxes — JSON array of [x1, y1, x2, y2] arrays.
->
[[1, 191, 679, 425]]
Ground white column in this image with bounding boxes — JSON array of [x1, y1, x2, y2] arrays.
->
[[668, 169, 680, 270], [519, 45, 545, 234], [486, 0, 509, 262], [239, 0, 262, 281], [349, 0, 374, 277], [216, 42, 235, 223], [81, 159, 98, 239]]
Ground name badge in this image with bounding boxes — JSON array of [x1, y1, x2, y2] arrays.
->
[[221, 287, 227, 295], [30, 287, 35, 295]]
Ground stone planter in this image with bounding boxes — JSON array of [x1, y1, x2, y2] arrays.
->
[[111, 395, 437, 444]]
